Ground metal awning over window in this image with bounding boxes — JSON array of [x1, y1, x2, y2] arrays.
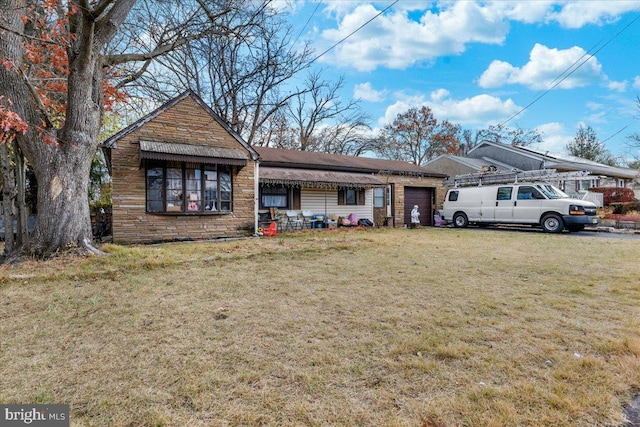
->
[[139, 141, 248, 166], [260, 167, 384, 188]]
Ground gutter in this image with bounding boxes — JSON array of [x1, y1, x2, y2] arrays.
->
[[254, 160, 260, 235]]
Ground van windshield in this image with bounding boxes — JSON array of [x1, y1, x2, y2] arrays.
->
[[536, 184, 569, 199]]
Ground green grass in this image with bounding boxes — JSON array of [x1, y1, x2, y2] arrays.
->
[[1, 228, 639, 426]]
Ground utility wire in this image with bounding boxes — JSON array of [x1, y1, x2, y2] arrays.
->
[[290, 0, 322, 50], [311, 0, 399, 64], [498, 12, 640, 129], [601, 124, 630, 144]]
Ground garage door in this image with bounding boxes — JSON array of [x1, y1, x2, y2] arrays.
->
[[404, 187, 433, 226]]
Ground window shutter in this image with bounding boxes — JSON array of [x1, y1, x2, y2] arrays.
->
[[358, 189, 365, 205], [337, 189, 345, 205]]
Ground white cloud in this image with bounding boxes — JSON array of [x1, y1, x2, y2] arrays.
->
[[478, 43, 603, 90], [321, 2, 509, 71], [634, 76, 640, 89], [531, 122, 571, 154], [546, 1, 639, 28], [315, 1, 639, 72], [379, 89, 521, 127], [353, 82, 387, 102], [607, 80, 628, 93]]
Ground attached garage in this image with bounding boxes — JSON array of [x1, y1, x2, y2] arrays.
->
[[404, 186, 434, 226]]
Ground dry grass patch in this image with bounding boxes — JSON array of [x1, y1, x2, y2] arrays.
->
[[1, 228, 639, 426]]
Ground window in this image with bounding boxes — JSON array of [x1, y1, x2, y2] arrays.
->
[[260, 186, 288, 208], [146, 161, 233, 213], [497, 187, 512, 201], [338, 188, 365, 205], [448, 190, 459, 202], [373, 187, 385, 208], [577, 179, 599, 192], [517, 186, 543, 200]]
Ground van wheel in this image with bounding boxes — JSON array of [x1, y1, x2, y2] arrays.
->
[[541, 214, 564, 233], [453, 212, 469, 228]]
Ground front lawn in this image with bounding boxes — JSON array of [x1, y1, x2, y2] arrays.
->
[[1, 228, 638, 426]]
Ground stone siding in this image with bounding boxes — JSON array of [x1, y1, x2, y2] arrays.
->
[[111, 96, 256, 244]]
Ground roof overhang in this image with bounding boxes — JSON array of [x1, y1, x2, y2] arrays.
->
[[139, 141, 248, 167], [259, 167, 385, 188]]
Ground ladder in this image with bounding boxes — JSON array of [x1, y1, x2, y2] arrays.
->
[[445, 169, 591, 188]]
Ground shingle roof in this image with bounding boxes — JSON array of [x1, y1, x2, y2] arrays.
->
[[254, 146, 446, 177], [260, 167, 384, 188]]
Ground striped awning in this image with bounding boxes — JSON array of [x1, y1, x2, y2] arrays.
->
[[139, 141, 248, 166], [259, 167, 384, 188]]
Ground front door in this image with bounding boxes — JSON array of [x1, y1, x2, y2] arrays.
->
[[513, 185, 544, 224]]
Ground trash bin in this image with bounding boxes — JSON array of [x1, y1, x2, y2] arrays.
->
[[313, 215, 324, 228]]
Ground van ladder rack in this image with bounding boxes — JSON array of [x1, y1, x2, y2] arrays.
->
[[446, 169, 591, 187]]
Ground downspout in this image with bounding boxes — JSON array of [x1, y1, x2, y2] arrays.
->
[[254, 160, 260, 235]]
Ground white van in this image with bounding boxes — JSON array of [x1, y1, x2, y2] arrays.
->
[[441, 182, 599, 233]]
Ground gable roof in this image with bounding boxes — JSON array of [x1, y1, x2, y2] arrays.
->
[[424, 154, 491, 171], [254, 146, 446, 178], [101, 90, 259, 160]]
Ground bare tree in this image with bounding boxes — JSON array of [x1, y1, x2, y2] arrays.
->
[[479, 124, 541, 147], [123, 1, 314, 146], [281, 71, 372, 154]]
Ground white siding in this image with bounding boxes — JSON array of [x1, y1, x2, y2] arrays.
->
[[300, 188, 374, 220]]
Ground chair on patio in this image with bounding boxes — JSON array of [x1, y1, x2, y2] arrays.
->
[[285, 210, 303, 230], [302, 211, 314, 229]]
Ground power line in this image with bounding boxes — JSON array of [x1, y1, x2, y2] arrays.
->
[[290, 0, 322, 50], [498, 11, 640, 129], [311, 0, 399, 64], [601, 124, 630, 144]]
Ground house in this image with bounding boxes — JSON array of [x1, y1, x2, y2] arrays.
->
[[102, 91, 447, 244], [426, 141, 640, 202], [255, 146, 447, 228], [102, 91, 259, 244]]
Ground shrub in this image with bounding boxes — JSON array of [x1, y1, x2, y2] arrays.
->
[[589, 187, 635, 205], [610, 201, 640, 216]]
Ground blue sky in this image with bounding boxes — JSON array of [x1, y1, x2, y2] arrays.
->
[[277, 1, 640, 161]]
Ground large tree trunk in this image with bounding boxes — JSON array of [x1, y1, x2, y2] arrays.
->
[[25, 137, 97, 256]]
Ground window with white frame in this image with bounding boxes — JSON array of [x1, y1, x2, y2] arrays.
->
[[373, 187, 385, 208]]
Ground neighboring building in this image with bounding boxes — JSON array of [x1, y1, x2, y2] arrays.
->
[[255, 146, 447, 228], [424, 154, 494, 178], [426, 141, 639, 201], [103, 91, 259, 244]]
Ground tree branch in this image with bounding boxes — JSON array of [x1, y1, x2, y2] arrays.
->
[[0, 23, 65, 46]]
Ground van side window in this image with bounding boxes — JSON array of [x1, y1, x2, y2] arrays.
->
[[497, 187, 512, 201], [517, 186, 544, 200], [448, 190, 459, 202]]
